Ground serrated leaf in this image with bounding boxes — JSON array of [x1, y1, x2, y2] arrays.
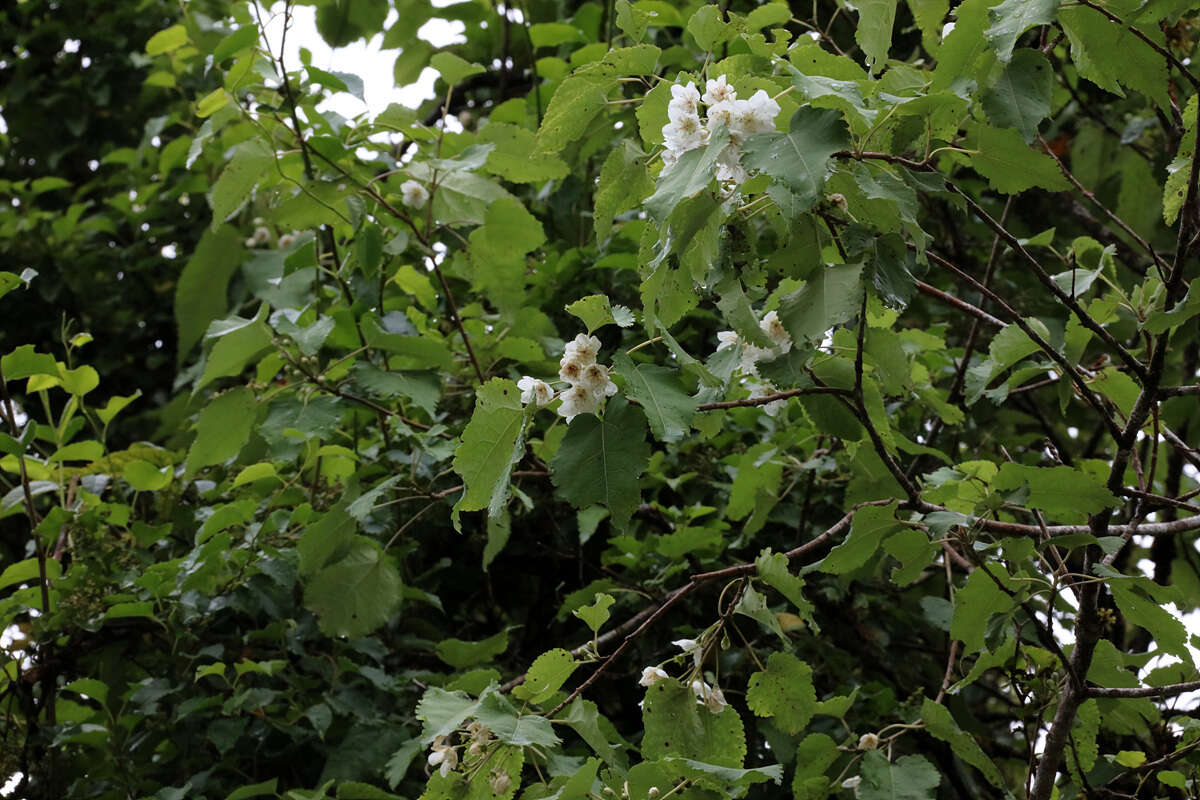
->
[[303, 539, 403, 638], [778, 262, 865, 345], [855, 0, 898, 74], [951, 566, 1009, 654], [478, 123, 569, 183], [746, 652, 816, 735], [185, 387, 257, 473], [435, 630, 509, 669], [209, 139, 274, 229], [859, 751, 941, 800], [430, 52, 484, 86], [642, 680, 746, 767], [573, 592, 615, 632], [566, 295, 637, 332], [612, 353, 696, 443], [755, 549, 814, 619], [146, 24, 187, 55], [512, 648, 577, 703], [792, 733, 839, 799], [742, 107, 849, 214], [969, 124, 1070, 193], [921, 699, 1006, 788], [475, 687, 561, 746], [1109, 580, 1192, 664], [815, 501, 902, 574], [982, 48, 1052, 141], [992, 463, 1118, 518], [985, 0, 1059, 62], [452, 379, 526, 523], [550, 397, 650, 530], [644, 125, 730, 222]]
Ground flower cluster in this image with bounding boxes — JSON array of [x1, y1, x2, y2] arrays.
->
[[517, 333, 619, 422], [425, 721, 493, 779], [636, 638, 728, 714], [716, 309, 794, 415], [660, 74, 781, 185]]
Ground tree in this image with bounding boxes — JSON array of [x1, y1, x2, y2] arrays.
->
[[2, 0, 1200, 799]]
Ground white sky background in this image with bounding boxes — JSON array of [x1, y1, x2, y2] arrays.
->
[[258, 1, 463, 118]]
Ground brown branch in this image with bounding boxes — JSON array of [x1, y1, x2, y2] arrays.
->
[[924, 249, 1124, 441], [1038, 133, 1167, 279], [1088, 680, 1200, 699], [545, 500, 896, 716], [695, 385, 850, 411], [1160, 384, 1200, 397], [917, 502, 1200, 538], [915, 280, 1004, 328]]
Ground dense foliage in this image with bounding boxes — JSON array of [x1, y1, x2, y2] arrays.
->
[[2, 0, 1200, 799]]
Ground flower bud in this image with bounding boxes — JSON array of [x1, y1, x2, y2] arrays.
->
[[858, 732, 880, 750], [489, 769, 511, 795]]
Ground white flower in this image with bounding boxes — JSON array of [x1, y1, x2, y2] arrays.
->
[[702, 74, 736, 105], [639, 666, 669, 686], [563, 333, 602, 365], [672, 638, 699, 653], [746, 89, 781, 131], [559, 357, 586, 385], [427, 735, 458, 777], [401, 179, 429, 209], [244, 237, 258, 248], [577, 363, 618, 397], [277, 232, 297, 249], [517, 376, 554, 407], [557, 384, 603, 422], [668, 81, 701, 119], [715, 160, 748, 185], [739, 344, 773, 376], [759, 310, 792, 351], [489, 770, 511, 795], [716, 331, 741, 351], [662, 113, 706, 154], [749, 382, 786, 417], [858, 732, 880, 750], [703, 684, 728, 713], [841, 776, 862, 789], [252, 226, 271, 245], [707, 99, 736, 131], [689, 679, 728, 712]]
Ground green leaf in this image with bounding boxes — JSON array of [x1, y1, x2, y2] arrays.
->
[[755, 549, 814, 619], [225, 780, 278, 800], [550, 397, 651, 530], [468, 195, 546, 266], [612, 353, 696, 443], [185, 387, 257, 473], [196, 88, 228, 118], [430, 52, 484, 86], [855, 0, 898, 74], [482, 510, 511, 571], [146, 24, 187, 55], [644, 125, 730, 222], [175, 226, 244, 361], [981, 48, 1052, 141], [741, 107, 850, 214], [594, 139, 654, 241], [778, 263, 864, 345], [198, 315, 273, 390], [921, 699, 1006, 788], [951, 566, 1009, 654], [792, 733, 839, 799], [451, 379, 526, 523], [859, 751, 941, 800], [478, 123, 569, 183], [1114, 750, 1146, 768], [1109, 580, 1192, 664], [512, 648, 577, 704], [686, 4, 730, 50], [992, 463, 1118, 518], [209, 139, 274, 228], [573, 592, 615, 632], [642, 680, 746, 768], [0, 557, 61, 592], [303, 539, 403, 638], [566, 295, 636, 332], [815, 501, 902, 574], [435, 630, 509, 669], [968, 124, 1071, 194], [882, 528, 938, 585], [212, 25, 259, 62], [746, 652, 816, 735], [985, 0, 1059, 62], [1059, 3, 1171, 111], [475, 687, 561, 746]]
